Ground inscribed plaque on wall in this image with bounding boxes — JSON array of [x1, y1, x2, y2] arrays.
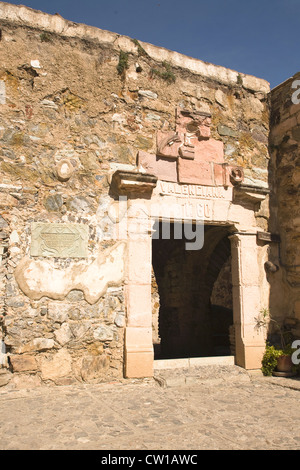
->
[[30, 223, 89, 258]]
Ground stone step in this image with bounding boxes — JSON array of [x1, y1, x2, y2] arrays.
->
[[153, 361, 251, 388], [154, 355, 235, 370]]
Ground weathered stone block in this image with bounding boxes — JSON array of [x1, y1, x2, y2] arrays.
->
[[80, 354, 110, 381], [0, 193, 18, 208], [54, 322, 73, 346], [44, 194, 63, 212], [10, 354, 38, 372], [40, 349, 72, 381], [47, 303, 69, 323], [93, 325, 114, 341], [16, 338, 55, 354], [217, 124, 238, 137]]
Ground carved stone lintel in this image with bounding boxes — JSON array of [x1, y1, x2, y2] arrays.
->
[[233, 184, 269, 205], [111, 170, 157, 195]]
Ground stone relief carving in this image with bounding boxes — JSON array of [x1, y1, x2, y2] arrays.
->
[[156, 109, 211, 159], [30, 223, 89, 258], [137, 107, 244, 188]]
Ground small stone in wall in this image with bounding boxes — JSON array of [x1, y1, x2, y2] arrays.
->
[[5, 297, 25, 308], [9, 230, 19, 244], [44, 194, 63, 212], [80, 354, 110, 382], [54, 322, 73, 346], [138, 90, 158, 100], [66, 290, 84, 302], [9, 354, 37, 372], [0, 215, 8, 229], [16, 337, 55, 354], [225, 143, 236, 156], [40, 348, 72, 381], [47, 303, 69, 323], [93, 325, 114, 341], [30, 60, 41, 69], [114, 312, 125, 328], [69, 321, 90, 340], [56, 159, 75, 181], [215, 89, 226, 108], [217, 124, 238, 137], [66, 196, 92, 213]]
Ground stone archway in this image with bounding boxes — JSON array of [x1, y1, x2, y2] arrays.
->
[[111, 107, 269, 378], [112, 170, 269, 377]]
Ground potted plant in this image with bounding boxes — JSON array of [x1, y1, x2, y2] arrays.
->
[[275, 344, 294, 373], [261, 343, 283, 376], [256, 308, 297, 377]]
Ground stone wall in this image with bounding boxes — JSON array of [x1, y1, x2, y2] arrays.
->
[[269, 72, 300, 339], [0, 2, 271, 388]]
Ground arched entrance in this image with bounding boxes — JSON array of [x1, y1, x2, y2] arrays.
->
[[152, 223, 234, 360], [111, 171, 269, 378], [111, 107, 269, 378]]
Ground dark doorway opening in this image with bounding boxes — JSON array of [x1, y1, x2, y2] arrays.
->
[[152, 221, 234, 360]]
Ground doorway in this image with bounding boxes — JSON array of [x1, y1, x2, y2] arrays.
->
[[152, 221, 234, 360]]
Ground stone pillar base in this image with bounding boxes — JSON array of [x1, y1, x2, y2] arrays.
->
[[235, 342, 265, 370], [124, 327, 154, 378]]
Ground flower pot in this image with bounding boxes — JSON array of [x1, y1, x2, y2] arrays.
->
[[276, 355, 293, 373]]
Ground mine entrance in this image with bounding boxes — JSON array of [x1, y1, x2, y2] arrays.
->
[[152, 221, 234, 360]]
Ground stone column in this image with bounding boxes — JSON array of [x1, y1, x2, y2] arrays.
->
[[124, 198, 154, 378], [229, 232, 266, 369], [110, 170, 158, 378]]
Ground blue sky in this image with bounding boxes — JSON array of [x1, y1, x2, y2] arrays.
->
[[4, 0, 300, 88]]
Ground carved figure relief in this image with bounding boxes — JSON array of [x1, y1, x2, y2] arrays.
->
[[138, 108, 244, 187]]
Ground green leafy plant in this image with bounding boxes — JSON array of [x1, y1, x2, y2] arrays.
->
[[237, 73, 243, 85], [117, 51, 129, 76], [150, 61, 176, 84], [40, 32, 51, 42], [261, 343, 283, 376], [256, 308, 298, 375], [132, 39, 149, 58]]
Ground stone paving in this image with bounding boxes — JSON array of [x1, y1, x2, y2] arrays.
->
[[0, 365, 300, 451]]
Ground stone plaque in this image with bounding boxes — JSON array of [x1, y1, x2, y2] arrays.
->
[[31, 223, 89, 258]]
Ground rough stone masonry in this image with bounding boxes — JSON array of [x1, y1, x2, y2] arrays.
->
[[0, 2, 298, 389]]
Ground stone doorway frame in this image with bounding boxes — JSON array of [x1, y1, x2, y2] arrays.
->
[[111, 170, 269, 378]]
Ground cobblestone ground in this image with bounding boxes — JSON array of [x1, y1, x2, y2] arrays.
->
[[0, 366, 300, 451]]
